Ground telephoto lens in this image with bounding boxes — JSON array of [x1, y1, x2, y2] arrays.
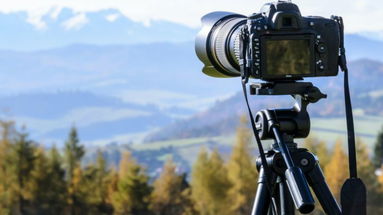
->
[[195, 12, 246, 78], [195, 1, 341, 81]]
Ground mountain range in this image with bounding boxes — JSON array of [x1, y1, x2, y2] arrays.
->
[[0, 91, 182, 143], [145, 59, 383, 142], [0, 9, 382, 143]]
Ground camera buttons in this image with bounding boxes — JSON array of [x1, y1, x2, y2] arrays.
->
[[317, 60, 325, 71], [317, 43, 327, 53]]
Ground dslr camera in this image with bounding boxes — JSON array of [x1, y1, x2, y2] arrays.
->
[[195, 1, 341, 81]]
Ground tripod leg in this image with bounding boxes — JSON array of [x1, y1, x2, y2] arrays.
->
[[280, 179, 295, 215], [251, 167, 277, 215], [305, 162, 342, 215]]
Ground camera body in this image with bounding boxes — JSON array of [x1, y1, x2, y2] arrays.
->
[[195, 1, 341, 81]]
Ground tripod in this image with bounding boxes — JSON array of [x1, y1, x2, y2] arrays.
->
[[249, 82, 342, 215]]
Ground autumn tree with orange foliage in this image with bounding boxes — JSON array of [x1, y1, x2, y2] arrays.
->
[[324, 139, 348, 201], [191, 149, 232, 215], [226, 116, 258, 215]]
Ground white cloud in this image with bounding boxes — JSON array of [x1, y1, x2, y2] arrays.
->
[[62, 13, 88, 30], [26, 14, 47, 29], [106, 13, 120, 22], [0, 0, 382, 33], [49, 6, 62, 20]]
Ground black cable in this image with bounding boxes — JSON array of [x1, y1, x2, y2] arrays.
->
[[239, 26, 277, 214], [241, 81, 278, 214]]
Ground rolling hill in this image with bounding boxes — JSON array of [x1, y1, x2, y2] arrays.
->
[[0, 43, 382, 143], [145, 59, 383, 142], [0, 91, 186, 142], [0, 11, 382, 143]]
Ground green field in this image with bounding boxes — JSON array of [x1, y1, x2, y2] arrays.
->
[[310, 116, 382, 148], [131, 116, 382, 167], [137, 116, 382, 148]]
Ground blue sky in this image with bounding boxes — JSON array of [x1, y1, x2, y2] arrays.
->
[[0, 0, 382, 35]]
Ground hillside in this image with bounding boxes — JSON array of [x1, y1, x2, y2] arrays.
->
[[0, 91, 192, 142], [145, 59, 383, 142], [0, 35, 382, 143]]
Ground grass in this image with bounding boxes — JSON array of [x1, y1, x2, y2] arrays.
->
[[310, 116, 382, 148], [133, 116, 382, 166], [133, 135, 235, 151], [138, 116, 381, 149]]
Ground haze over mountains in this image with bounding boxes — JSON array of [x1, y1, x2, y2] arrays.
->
[[0, 9, 382, 143], [0, 8, 197, 51], [146, 59, 383, 142]]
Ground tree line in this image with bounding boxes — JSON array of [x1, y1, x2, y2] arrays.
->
[[0, 118, 382, 215]]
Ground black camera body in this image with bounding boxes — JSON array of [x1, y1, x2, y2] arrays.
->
[[195, 1, 341, 81]]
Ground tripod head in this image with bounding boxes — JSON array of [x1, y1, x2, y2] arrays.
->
[[250, 81, 326, 140], [249, 81, 331, 213]]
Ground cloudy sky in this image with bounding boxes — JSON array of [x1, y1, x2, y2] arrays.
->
[[0, 0, 381, 34]]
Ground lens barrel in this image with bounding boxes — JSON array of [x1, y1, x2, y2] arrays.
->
[[195, 12, 246, 78]]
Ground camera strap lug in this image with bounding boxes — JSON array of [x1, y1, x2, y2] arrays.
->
[[239, 25, 250, 83]]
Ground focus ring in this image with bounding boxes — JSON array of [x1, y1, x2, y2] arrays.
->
[[212, 17, 246, 76]]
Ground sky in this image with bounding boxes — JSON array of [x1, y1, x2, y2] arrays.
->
[[0, 0, 381, 35]]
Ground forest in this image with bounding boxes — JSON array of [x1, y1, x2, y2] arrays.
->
[[0, 118, 382, 215]]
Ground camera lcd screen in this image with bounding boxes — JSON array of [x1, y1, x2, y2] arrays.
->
[[265, 39, 311, 76]]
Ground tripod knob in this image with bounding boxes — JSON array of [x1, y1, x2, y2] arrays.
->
[[305, 86, 327, 103], [255, 111, 268, 139]]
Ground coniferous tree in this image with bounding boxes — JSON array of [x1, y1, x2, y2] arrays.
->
[[64, 126, 85, 215], [226, 116, 258, 215], [106, 168, 119, 211], [0, 121, 17, 214], [373, 126, 383, 169], [324, 139, 348, 201], [71, 166, 88, 214], [64, 127, 84, 181], [47, 146, 67, 213], [30, 146, 67, 214], [94, 150, 112, 213], [191, 149, 232, 215], [111, 151, 151, 215], [81, 150, 113, 214], [378, 165, 383, 193], [356, 138, 383, 214], [6, 130, 37, 214], [29, 147, 49, 213], [149, 159, 189, 215], [178, 186, 197, 215]]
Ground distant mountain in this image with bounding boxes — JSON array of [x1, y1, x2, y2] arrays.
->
[[0, 34, 381, 143], [145, 59, 383, 142], [0, 91, 157, 119], [0, 36, 381, 104], [0, 91, 196, 142], [345, 35, 383, 62], [0, 8, 382, 60], [0, 42, 240, 110], [0, 41, 238, 143], [0, 8, 197, 51]]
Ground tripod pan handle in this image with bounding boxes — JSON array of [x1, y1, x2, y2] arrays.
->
[[285, 167, 315, 214]]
